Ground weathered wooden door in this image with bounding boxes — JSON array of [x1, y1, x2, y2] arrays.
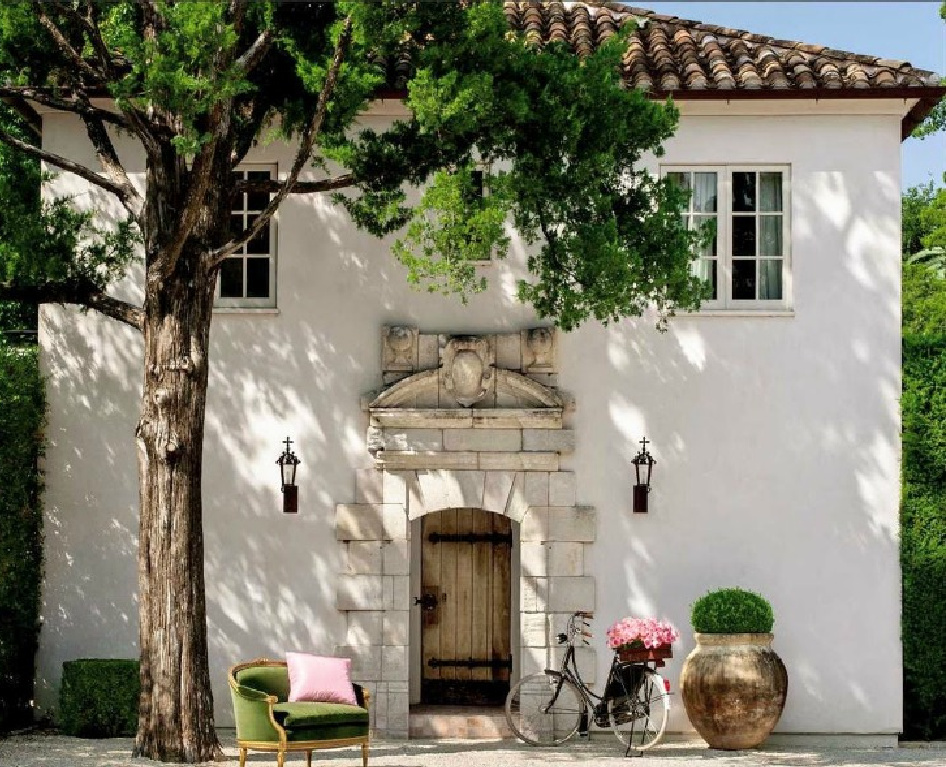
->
[[420, 508, 512, 705]]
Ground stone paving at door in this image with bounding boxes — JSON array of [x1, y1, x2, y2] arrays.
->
[[2, 733, 945, 767]]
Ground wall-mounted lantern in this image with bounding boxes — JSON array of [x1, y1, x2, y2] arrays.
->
[[631, 437, 656, 514], [276, 436, 300, 514]]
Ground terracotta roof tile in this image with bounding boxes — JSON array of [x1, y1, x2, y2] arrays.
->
[[500, 1, 942, 92]]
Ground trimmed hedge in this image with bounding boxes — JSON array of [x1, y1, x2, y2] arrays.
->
[[59, 659, 140, 738], [901, 328, 946, 740], [0, 344, 44, 733], [690, 587, 775, 634]]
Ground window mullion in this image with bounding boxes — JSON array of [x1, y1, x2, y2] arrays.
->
[[755, 172, 761, 300], [722, 171, 732, 308]]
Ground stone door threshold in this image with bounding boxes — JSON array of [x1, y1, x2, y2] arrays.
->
[[408, 705, 513, 740]]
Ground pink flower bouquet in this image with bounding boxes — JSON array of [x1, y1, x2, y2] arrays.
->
[[606, 617, 679, 653]]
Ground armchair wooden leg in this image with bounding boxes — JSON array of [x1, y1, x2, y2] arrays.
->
[[276, 749, 285, 767], [306, 750, 312, 767], [362, 741, 369, 767], [239, 748, 247, 767]]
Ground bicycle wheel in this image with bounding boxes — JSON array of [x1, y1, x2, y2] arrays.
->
[[608, 670, 670, 751], [505, 671, 586, 746]]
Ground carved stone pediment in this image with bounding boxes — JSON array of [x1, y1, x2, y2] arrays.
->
[[367, 367, 564, 412], [364, 329, 568, 436]]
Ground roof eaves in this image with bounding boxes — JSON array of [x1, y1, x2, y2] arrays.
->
[[647, 84, 946, 141]]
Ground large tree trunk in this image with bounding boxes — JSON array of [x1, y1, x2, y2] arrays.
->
[[133, 240, 222, 762]]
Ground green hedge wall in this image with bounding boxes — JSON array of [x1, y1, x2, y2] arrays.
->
[[0, 344, 44, 733], [59, 659, 139, 738], [901, 332, 946, 740]]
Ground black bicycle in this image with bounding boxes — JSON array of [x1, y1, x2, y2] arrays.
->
[[504, 611, 670, 752]]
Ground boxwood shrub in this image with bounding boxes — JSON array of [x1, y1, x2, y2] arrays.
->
[[59, 659, 140, 738], [0, 344, 44, 733], [690, 587, 774, 634]]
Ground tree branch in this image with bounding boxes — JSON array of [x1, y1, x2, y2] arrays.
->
[[39, 3, 163, 160], [209, 16, 355, 266], [0, 86, 132, 129], [228, 0, 248, 33], [0, 129, 139, 209], [0, 282, 143, 332], [236, 28, 274, 74], [236, 174, 356, 196], [36, 7, 102, 83], [78, 0, 118, 79], [158, 17, 246, 278], [75, 91, 143, 225]]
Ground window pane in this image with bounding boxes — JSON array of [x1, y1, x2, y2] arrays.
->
[[760, 215, 782, 257], [230, 214, 244, 238], [667, 172, 690, 192], [471, 169, 485, 199], [220, 257, 244, 298], [732, 216, 756, 259], [692, 258, 717, 300], [759, 259, 782, 300], [247, 189, 269, 212], [732, 259, 756, 300], [246, 257, 270, 298], [760, 172, 782, 211], [246, 217, 269, 254], [694, 215, 717, 258], [733, 171, 756, 212], [693, 173, 717, 213]]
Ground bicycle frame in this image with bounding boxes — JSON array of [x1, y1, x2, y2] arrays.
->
[[549, 630, 653, 731]]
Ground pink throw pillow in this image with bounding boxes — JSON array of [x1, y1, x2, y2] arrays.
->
[[286, 653, 357, 706]]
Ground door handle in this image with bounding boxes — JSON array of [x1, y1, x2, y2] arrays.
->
[[414, 592, 438, 611]]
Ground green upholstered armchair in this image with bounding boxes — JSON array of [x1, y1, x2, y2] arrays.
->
[[228, 658, 370, 767]]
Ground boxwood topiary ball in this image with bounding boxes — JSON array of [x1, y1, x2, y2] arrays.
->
[[690, 587, 774, 634]]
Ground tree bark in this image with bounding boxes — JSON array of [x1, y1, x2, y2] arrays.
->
[[133, 257, 221, 762]]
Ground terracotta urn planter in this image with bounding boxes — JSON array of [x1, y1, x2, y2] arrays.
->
[[680, 633, 787, 750]]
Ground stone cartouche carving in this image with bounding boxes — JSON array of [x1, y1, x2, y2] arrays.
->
[[382, 325, 417, 371], [524, 327, 555, 372], [441, 336, 494, 407]]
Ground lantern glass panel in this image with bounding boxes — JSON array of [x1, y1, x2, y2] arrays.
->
[[281, 460, 296, 488]]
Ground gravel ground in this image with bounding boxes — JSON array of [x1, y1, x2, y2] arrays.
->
[[2, 733, 946, 767]]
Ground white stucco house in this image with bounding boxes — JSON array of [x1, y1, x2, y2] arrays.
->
[[33, 3, 946, 743]]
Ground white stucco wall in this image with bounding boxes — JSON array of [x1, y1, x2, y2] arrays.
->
[[35, 100, 903, 736]]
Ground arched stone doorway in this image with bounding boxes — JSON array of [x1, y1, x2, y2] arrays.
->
[[334, 328, 597, 738]]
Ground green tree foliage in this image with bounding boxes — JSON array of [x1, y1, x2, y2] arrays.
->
[[902, 183, 946, 277], [0, 3, 704, 760], [0, 1, 704, 332], [901, 179, 946, 739], [910, 1, 945, 139], [0, 345, 44, 733], [903, 182, 940, 256]]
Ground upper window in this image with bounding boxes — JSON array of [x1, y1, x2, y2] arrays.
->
[[216, 166, 276, 309], [665, 166, 790, 310]]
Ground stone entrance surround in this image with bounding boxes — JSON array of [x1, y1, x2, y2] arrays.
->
[[334, 327, 597, 738]]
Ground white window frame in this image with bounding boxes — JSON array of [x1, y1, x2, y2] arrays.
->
[[661, 164, 792, 312], [215, 163, 278, 310], [466, 160, 494, 266]]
